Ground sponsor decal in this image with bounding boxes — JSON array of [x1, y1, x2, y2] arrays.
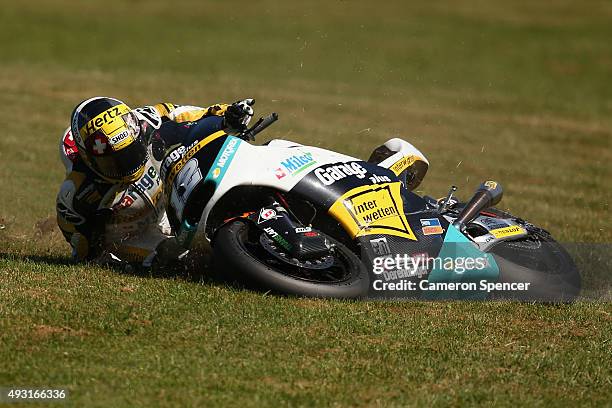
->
[[370, 237, 391, 256], [479, 217, 509, 230], [258, 208, 278, 223], [113, 166, 161, 211], [329, 182, 417, 240], [484, 180, 498, 190], [420, 218, 444, 235], [295, 226, 312, 233], [314, 162, 368, 186], [216, 138, 239, 168], [109, 130, 130, 145], [264, 227, 292, 250], [204, 136, 241, 185], [167, 131, 226, 184], [389, 155, 419, 176], [81, 104, 131, 137], [62, 130, 79, 160], [369, 174, 391, 184], [280, 152, 316, 176], [162, 140, 198, 175], [116, 194, 135, 210], [275, 168, 287, 179], [490, 225, 526, 239]]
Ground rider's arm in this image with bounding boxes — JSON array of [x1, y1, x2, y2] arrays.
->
[[164, 103, 229, 123], [55, 171, 109, 261], [135, 103, 230, 125]]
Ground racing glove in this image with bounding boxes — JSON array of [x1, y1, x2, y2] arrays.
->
[[224, 98, 255, 134], [142, 237, 190, 273]]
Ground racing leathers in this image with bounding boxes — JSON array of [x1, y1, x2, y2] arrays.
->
[[56, 102, 232, 265]]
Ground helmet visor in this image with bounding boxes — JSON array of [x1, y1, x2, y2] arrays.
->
[[92, 135, 149, 181]]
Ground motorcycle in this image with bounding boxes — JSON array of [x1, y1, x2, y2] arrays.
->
[[157, 113, 581, 301]]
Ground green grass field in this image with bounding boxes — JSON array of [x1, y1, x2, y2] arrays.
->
[[0, 1, 611, 406]]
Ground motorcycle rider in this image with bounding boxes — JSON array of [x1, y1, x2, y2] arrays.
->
[[56, 96, 254, 267]]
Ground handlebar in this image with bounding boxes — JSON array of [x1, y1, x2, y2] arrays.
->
[[241, 112, 278, 141]]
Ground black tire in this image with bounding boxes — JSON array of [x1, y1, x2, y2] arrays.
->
[[489, 231, 581, 302], [213, 220, 369, 299]]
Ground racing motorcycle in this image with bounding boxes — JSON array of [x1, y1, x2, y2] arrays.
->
[[157, 113, 581, 301]]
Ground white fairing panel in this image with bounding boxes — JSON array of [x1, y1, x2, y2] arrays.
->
[[377, 138, 429, 169], [193, 139, 359, 241]]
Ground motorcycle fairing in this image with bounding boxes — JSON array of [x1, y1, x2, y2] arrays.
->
[[166, 133, 432, 263], [160, 130, 229, 227], [468, 215, 528, 250], [372, 138, 430, 191], [362, 221, 501, 299], [189, 138, 397, 241], [423, 224, 500, 299]]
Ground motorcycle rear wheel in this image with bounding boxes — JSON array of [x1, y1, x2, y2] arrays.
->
[[213, 220, 369, 299]]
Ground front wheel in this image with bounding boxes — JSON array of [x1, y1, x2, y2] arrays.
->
[[489, 231, 581, 302], [213, 220, 369, 299]]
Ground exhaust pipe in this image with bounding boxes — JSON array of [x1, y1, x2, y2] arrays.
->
[[453, 181, 503, 230]]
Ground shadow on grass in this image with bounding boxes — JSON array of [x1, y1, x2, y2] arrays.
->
[[123, 261, 221, 285], [0, 251, 74, 267], [0, 250, 236, 288]]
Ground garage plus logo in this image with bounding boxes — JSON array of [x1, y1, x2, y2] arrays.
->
[[314, 162, 368, 186]]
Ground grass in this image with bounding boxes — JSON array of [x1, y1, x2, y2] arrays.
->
[[0, 0, 611, 406]]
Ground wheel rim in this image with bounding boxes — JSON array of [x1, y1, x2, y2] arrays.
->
[[236, 223, 359, 284]]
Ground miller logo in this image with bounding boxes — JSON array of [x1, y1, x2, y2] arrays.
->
[[280, 152, 316, 176]]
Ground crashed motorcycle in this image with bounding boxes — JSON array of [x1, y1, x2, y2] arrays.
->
[[158, 113, 580, 301]]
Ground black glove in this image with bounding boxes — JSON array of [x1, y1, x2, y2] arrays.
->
[[224, 98, 255, 134], [142, 238, 190, 273], [92, 208, 114, 230]]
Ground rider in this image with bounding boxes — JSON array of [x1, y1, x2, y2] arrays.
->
[[56, 96, 254, 267]]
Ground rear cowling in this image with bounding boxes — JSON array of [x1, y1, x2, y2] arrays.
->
[[369, 138, 429, 191]]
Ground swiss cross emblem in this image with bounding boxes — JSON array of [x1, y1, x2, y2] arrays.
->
[[92, 134, 107, 155], [62, 130, 79, 161], [275, 168, 286, 179]]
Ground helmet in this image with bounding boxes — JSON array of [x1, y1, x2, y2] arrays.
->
[[70, 97, 148, 183]]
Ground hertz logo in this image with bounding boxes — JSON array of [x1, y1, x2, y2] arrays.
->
[[81, 104, 131, 136]]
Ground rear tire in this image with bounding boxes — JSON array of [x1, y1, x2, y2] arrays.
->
[[213, 220, 369, 299]]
